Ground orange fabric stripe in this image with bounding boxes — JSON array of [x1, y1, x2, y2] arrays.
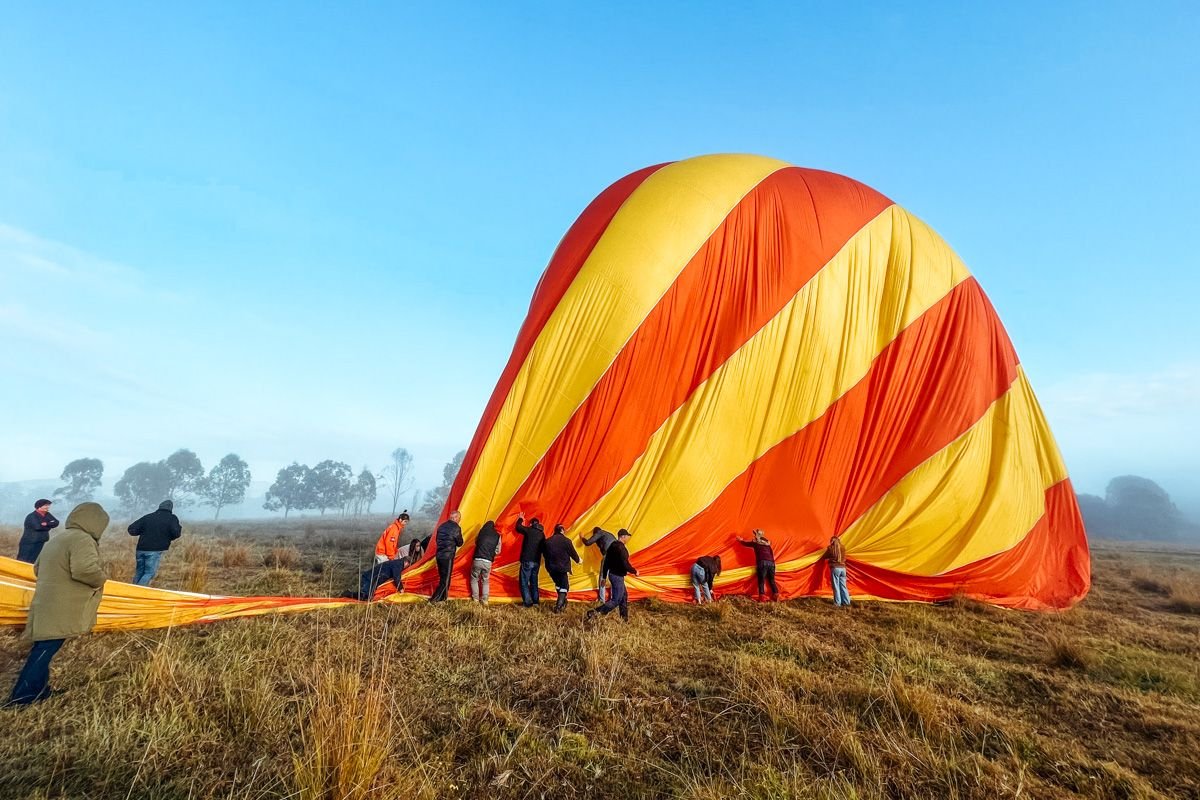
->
[[491, 167, 892, 533], [441, 163, 668, 521], [625, 277, 1019, 576]]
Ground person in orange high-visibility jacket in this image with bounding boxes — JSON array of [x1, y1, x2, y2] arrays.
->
[[374, 511, 410, 564]]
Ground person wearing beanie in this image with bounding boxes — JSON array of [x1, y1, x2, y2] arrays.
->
[[587, 529, 638, 622], [127, 499, 183, 586], [428, 510, 463, 603], [17, 499, 59, 564], [469, 520, 503, 604], [514, 514, 546, 607], [7, 502, 109, 706], [542, 524, 581, 613], [581, 526, 617, 602]]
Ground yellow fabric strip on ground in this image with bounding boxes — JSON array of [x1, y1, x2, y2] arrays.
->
[[839, 368, 1067, 575], [453, 154, 790, 533], [564, 205, 971, 590]]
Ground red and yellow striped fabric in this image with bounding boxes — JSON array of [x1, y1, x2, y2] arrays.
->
[[406, 153, 1090, 610]]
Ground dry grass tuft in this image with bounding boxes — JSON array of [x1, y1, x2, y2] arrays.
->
[[1047, 633, 1093, 670], [266, 544, 302, 569], [221, 541, 252, 568]]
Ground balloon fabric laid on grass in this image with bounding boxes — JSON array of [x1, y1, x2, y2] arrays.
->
[[404, 153, 1090, 610]]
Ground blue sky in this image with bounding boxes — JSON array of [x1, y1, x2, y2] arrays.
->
[[1, 2, 1197, 509]]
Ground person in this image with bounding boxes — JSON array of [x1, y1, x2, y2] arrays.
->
[[824, 533, 851, 607], [429, 511, 463, 603], [470, 520, 503, 604], [515, 514, 546, 607], [586, 529, 637, 622], [128, 500, 183, 586], [350, 557, 404, 601], [405, 537, 425, 567], [736, 529, 778, 601], [17, 499, 59, 564], [581, 526, 616, 602], [691, 555, 722, 604], [542, 524, 581, 613], [374, 511, 410, 564], [7, 502, 109, 706]]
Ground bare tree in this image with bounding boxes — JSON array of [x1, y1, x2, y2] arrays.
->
[[382, 448, 415, 516]]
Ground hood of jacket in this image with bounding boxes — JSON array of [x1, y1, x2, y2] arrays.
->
[[65, 502, 110, 541]]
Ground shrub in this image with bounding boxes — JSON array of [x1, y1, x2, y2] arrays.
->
[[222, 542, 252, 568]]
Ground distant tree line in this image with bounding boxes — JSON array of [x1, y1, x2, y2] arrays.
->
[[1077, 475, 1199, 541], [47, 451, 253, 519]]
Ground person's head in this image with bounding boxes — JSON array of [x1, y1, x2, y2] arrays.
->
[[829, 533, 839, 544], [482, 519, 496, 534], [449, 510, 461, 523], [554, 523, 565, 536], [65, 502, 110, 541], [159, 499, 174, 512], [753, 528, 765, 542], [617, 528, 632, 542], [530, 517, 541, 527], [399, 509, 410, 522], [712, 555, 722, 574], [34, 498, 51, 513]]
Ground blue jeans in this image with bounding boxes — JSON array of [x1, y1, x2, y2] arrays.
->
[[8, 638, 65, 705], [831, 566, 851, 606], [691, 563, 713, 603], [596, 573, 628, 619], [519, 561, 540, 606], [134, 550, 164, 586]]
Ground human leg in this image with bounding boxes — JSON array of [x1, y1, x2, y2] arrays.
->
[[832, 566, 850, 606], [690, 563, 706, 603], [597, 563, 609, 603], [764, 562, 779, 600], [549, 569, 570, 612], [430, 556, 453, 602], [8, 638, 65, 705]]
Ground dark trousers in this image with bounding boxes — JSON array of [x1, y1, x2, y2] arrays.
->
[[519, 561, 540, 606], [8, 638, 65, 705], [360, 559, 404, 600], [548, 569, 570, 612], [595, 574, 629, 619], [757, 561, 779, 599], [430, 555, 454, 602], [15, 540, 44, 564]]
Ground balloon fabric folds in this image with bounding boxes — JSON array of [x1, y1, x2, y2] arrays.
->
[[405, 154, 1090, 610]]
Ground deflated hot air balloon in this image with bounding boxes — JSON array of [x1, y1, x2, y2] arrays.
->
[[405, 153, 1091, 610]]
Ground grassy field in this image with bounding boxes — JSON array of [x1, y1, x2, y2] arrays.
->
[[0, 517, 1198, 799]]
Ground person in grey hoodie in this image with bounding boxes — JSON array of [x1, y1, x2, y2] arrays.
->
[[581, 526, 616, 602], [470, 520, 503, 604]]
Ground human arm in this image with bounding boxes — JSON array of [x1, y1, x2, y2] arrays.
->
[[45, 513, 59, 531], [128, 516, 144, 537], [569, 541, 581, 564], [169, 516, 183, 541], [68, 537, 108, 589]]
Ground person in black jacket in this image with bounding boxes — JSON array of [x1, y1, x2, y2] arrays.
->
[[515, 514, 545, 607], [128, 500, 182, 586], [587, 529, 637, 622], [429, 511, 463, 603], [581, 526, 616, 602], [542, 524, 581, 613], [469, 520, 502, 604], [17, 499, 59, 564]]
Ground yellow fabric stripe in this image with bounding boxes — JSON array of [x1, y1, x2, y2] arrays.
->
[[840, 368, 1067, 575], [455, 154, 790, 530], [566, 205, 971, 579]]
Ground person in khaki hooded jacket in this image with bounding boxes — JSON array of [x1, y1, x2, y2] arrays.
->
[[6, 502, 109, 706]]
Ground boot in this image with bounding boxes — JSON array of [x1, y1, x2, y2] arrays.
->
[[555, 593, 567, 613]]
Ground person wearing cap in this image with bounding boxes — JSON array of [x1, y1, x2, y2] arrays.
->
[[469, 520, 503, 604], [7, 502, 109, 706], [586, 529, 638, 622], [824, 533, 851, 607], [581, 526, 617, 602], [542, 524, 581, 613], [515, 514, 546, 607], [17, 499, 59, 564], [691, 555, 722, 604], [428, 510, 463, 603], [735, 529, 779, 601], [374, 511, 410, 564], [127, 500, 183, 586]]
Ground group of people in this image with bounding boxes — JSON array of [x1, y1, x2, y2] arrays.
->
[[385, 513, 853, 617], [7, 498, 187, 706]]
